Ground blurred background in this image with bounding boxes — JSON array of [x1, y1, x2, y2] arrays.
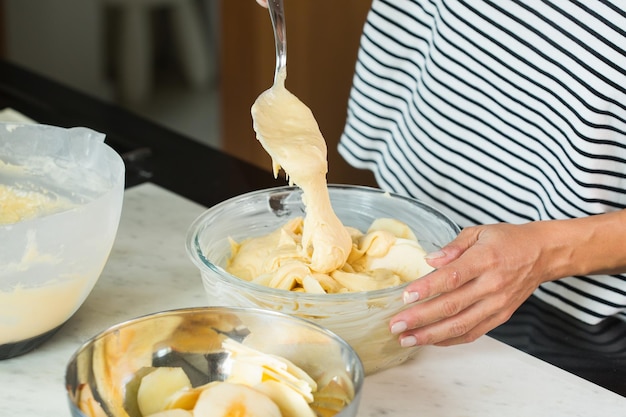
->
[[0, 0, 375, 185]]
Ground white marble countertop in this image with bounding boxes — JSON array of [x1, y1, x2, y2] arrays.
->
[[1, 183, 624, 416]]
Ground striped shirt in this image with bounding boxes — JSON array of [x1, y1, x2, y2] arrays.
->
[[338, 0, 626, 324]]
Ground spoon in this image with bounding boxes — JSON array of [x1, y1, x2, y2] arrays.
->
[[267, 0, 286, 84]]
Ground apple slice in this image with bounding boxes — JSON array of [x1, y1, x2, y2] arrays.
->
[[193, 382, 281, 417], [255, 380, 316, 417], [137, 367, 192, 416]]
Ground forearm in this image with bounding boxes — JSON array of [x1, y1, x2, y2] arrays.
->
[[539, 209, 626, 279]]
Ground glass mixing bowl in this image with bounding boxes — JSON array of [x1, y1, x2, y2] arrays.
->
[[66, 306, 364, 417], [186, 185, 460, 374]]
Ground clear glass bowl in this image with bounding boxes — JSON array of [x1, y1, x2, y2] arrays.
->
[[186, 185, 460, 374], [66, 306, 364, 417]]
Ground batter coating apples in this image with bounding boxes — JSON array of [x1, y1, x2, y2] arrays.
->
[[227, 217, 434, 293]]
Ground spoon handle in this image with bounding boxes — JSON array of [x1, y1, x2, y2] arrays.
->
[[267, 0, 287, 83]]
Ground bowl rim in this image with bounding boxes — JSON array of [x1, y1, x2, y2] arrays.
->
[[185, 184, 460, 301], [0, 124, 125, 228]]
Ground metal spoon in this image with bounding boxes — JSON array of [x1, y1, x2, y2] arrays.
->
[[252, 0, 329, 185], [267, 0, 286, 83]]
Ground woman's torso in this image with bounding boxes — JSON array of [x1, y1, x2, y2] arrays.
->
[[339, 0, 626, 323]]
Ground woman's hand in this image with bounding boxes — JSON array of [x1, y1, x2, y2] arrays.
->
[[388, 223, 550, 347], [389, 210, 626, 347]]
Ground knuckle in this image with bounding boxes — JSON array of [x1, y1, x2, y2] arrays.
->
[[441, 298, 461, 317], [495, 306, 515, 324], [444, 270, 462, 292], [449, 319, 469, 338]]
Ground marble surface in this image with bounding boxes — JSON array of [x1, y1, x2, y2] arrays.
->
[[1, 183, 624, 416]]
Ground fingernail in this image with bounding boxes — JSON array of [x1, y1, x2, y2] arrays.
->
[[403, 291, 420, 304], [425, 250, 445, 259], [390, 321, 407, 334], [400, 335, 417, 347]]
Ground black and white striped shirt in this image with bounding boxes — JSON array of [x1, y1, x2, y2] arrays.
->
[[339, 0, 626, 324]]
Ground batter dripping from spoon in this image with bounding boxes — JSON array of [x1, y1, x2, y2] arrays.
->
[[251, 68, 352, 274]]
